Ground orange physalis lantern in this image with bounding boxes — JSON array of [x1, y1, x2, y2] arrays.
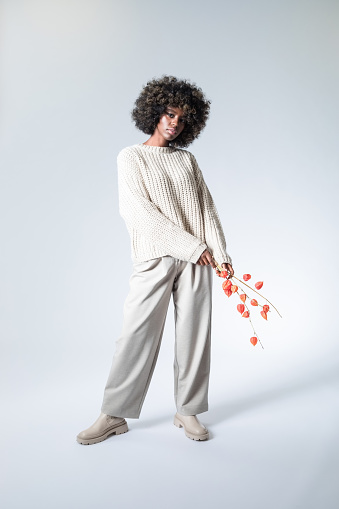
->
[[222, 280, 232, 291], [237, 304, 245, 314]]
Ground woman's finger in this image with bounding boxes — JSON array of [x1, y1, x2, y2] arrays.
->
[[227, 264, 234, 277]]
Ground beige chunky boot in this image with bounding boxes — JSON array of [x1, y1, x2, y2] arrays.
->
[[76, 412, 128, 445], [173, 413, 209, 441]]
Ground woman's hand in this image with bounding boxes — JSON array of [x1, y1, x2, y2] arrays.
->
[[221, 262, 234, 279], [197, 251, 234, 279], [197, 249, 217, 268]]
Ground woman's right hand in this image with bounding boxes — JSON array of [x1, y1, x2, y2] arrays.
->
[[197, 249, 217, 269]]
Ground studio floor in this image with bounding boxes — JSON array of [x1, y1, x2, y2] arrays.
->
[[2, 366, 338, 509]]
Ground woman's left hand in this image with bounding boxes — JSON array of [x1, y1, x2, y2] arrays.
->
[[220, 262, 234, 279]]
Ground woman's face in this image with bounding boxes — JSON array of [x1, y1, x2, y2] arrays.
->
[[155, 106, 186, 143]]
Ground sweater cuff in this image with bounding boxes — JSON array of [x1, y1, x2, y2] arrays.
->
[[219, 254, 232, 266], [212, 250, 232, 267], [189, 243, 208, 264]]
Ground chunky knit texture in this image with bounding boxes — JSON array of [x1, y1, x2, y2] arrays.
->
[[117, 144, 232, 266]]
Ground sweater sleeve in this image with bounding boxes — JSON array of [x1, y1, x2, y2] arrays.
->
[[117, 149, 207, 263], [192, 155, 232, 267]]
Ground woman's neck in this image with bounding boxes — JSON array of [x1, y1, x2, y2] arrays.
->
[[143, 131, 170, 147]]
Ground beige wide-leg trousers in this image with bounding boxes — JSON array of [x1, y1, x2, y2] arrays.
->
[[101, 256, 213, 418]]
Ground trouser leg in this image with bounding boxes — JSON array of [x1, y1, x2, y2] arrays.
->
[[101, 257, 176, 418], [172, 262, 213, 416]]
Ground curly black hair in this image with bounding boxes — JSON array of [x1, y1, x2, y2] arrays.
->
[[131, 75, 211, 148]]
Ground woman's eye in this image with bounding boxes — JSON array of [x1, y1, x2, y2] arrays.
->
[[167, 112, 174, 118], [180, 118, 186, 123]]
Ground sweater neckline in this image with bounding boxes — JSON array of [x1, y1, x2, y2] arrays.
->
[[137, 143, 177, 153]]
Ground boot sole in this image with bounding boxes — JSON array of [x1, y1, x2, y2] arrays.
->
[[173, 416, 209, 441], [77, 421, 128, 445]]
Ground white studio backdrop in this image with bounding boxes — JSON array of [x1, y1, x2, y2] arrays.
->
[[1, 1, 338, 508]]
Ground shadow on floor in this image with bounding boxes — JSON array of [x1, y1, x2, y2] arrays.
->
[[208, 364, 339, 425], [125, 363, 339, 430], [130, 413, 173, 430]]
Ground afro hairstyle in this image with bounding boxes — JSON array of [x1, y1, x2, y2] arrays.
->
[[131, 75, 211, 148]]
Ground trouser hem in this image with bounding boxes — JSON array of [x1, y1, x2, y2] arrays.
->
[[176, 404, 209, 416], [101, 404, 141, 419]]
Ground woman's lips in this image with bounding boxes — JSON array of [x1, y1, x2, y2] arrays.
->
[[167, 129, 176, 135]]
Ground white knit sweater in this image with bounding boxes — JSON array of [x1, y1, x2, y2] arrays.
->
[[117, 144, 232, 266]]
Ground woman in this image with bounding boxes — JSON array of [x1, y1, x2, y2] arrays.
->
[[77, 76, 233, 444]]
